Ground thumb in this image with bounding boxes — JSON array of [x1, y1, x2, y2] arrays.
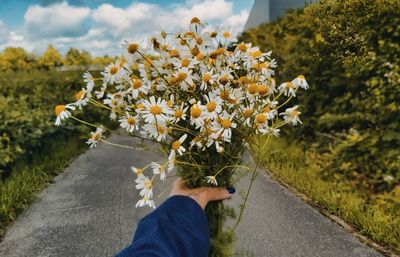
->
[[203, 186, 236, 202]]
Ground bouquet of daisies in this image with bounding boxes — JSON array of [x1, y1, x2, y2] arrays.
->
[[55, 17, 308, 256]]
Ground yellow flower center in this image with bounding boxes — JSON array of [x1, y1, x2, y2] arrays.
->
[[172, 140, 181, 150], [144, 180, 153, 189], [221, 119, 231, 129], [55, 105, 65, 116], [248, 83, 258, 94], [127, 117, 136, 125], [216, 48, 225, 55], [251, 50, 263, 58], [132, 79, 142, 89], [181, 58, 190, 67], [150, 105, 162, 115], [203, 73, 211, 83], [219, 75, 229, 85], [92, 133, 100, 141], [206, 101, 217, 112], [223, 31, 230, 38], [136, 103, 144, 110], [239, 76, 250, 85], [168, 77, 179, 86], [191, 46, 200, 56], [257, 85, 269, 95], [174, 109, 183, 118], [190, 17, 201, 24], [237, 43, 247, 52], [243, 109, 254, 118], [75, 90, 84, 101], [263, 106, 271, 113], [157, 126, 165, 134], [196, 52, 205, 60], [255, 113, 267, 124], [177, 72, 187, 82], [167, 100, 173, 107], [134, 168, 143, 175], [169, 49, 180, 58], [127, 43, 139, 54], [292, 111, 300, 117], [191, 106, 202, 118], [210, 31, 217, 38], [110, 66, 118, 75], [298, 75, 305, 80], [287, 82, 293, 89], [196, 37, 203, 45], [220, 90, 229, 100]]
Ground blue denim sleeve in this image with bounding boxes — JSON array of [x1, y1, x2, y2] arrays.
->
[[114, 195, 210, 257]]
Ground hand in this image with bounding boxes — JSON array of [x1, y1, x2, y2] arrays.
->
[[169, 178, 235, 209]]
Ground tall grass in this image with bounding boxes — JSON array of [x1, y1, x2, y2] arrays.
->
[[255, 137, 400, 253], [0, 132, 87, 240]]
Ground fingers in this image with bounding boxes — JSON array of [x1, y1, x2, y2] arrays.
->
[[202, 186, 235, 202]]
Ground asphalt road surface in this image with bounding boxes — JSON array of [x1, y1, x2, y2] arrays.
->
[[0, 133, 384, 257]]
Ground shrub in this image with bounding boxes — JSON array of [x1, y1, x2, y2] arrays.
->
[[240, 0, 400, 190]]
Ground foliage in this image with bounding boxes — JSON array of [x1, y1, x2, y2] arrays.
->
[[0, 131, 87, 241], [0, 46, 116, 71], [0, 47, 38, 71], [0, 70, 107, 174], [256, 137, 400, 253], [64, 48, 93, 67], [38, 44, 63, 70], [240, 0, 400, 191]]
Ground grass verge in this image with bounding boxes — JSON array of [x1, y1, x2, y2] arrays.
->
[[255, 137, 400, 255], [0, 132, 88, 241]]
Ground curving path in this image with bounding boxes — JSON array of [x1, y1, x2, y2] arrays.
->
[[0, 133, 384, 257]]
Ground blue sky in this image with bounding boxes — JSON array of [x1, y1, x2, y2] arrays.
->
[[0, 0, 253, 56]]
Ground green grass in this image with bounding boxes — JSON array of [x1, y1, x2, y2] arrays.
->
[[255, 137, 400, 254], [0, 132, 88, 240]]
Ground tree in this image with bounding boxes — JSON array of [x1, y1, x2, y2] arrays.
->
[[38, 45, 63, 70], [64, 47, 93, 67], [0, 47, 38, 71]]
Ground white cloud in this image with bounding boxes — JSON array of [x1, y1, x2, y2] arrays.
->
[[1, 0, 250, 56], [24, 2, 90, 38]]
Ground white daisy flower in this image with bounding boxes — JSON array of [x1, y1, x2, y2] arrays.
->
[[119, 112, 139, 133], [131, 166, 144, 176], [128, 77, 150, 99], [278, 81, 297, 97], [83, 71, 95, 92], [171, 134, 188, 155], [86, 127, 105, 148], [171, 103, 188, 123], [215, 110, 237, 142], [203, 92, 222, 120], [122, 41, 141, 63], [135, 174, 153, 198], [136, 196, 156, 209], [102, 61, 124, 85], [280, 106, 302, 125], [54, 104, 75, 126], [141, 96, 173, 124], [74, 88, 90, 109], [150, 162, 167, 181], [205, 175, 218, 185], [291, 75, 309, 90], [189, 102, 206, 129]]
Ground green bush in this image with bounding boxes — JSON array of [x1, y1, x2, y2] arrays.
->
[[0, 70, 106, 175], [240, 0, 400, 191]]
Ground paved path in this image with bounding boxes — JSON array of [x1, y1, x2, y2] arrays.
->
[[0, 133, 384, 257]]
